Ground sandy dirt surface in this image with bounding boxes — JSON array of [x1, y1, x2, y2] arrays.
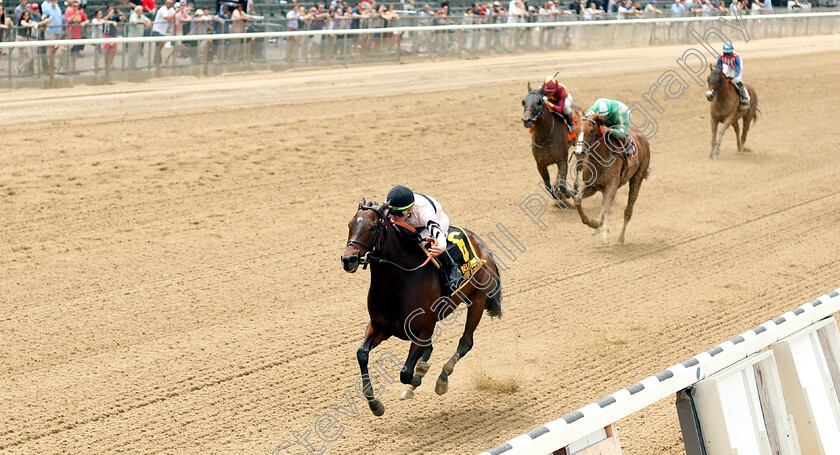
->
[[1, 34, 840, 455]]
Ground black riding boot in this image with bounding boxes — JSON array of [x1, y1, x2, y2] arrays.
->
[[436, 251, 462, 297], [736, 81, 750, 110], [561, 112, 575, 133]]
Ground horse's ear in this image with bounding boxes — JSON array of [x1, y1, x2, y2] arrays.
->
[[379, 202, 390, 215], [359, 198, 366, 209], [708, 62, 714, 71], [527, 82, 532, 92]]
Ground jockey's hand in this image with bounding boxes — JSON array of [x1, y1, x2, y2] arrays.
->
[[429, 242, 445, 257]]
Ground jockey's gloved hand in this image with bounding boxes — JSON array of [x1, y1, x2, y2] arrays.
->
[[429, 241, 444, 257]]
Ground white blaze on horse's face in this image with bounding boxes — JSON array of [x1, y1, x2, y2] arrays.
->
[[356, 216, 364, 224], [574, 132, 586, 156]]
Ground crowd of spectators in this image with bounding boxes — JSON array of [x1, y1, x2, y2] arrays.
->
[[0, 0, 268, 75], [0, 0, 821, 76]]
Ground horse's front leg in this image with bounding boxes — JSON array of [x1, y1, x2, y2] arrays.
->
[[537, 162, 561, 201], [714, 113, 736, 158], [598, 183, 620, 245], [556, 157, 572, 199], [710, 118, 719, 159], [574, 186, 600, 229], [357, 323, 388, 416], [400, 345, 433, 400]]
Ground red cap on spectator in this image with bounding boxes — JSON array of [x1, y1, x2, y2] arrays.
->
[[30, 2, 39, 8]]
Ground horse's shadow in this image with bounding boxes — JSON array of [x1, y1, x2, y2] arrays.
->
[[371, 400, 532, 452]]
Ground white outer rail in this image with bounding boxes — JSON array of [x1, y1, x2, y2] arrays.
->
[[479, 287, 840, 455], [0, 11, 837, 49]]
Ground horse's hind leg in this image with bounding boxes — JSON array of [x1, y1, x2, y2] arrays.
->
[[400, 345, 433, 400], [732, 119, 743, 153], [619, 170, 644, 245], [436, 296, 485, 395], [357, 323, 389, 416], [741, 116, 752, 151]]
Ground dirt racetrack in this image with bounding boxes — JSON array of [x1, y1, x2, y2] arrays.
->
[[2, 33, 840, 455]]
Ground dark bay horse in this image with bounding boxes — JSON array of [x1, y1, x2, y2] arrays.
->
[[572, 117, 651, 245], [340, 200, 503, 416], [706, 63, 758, 159], [522, 84, 583, 201]]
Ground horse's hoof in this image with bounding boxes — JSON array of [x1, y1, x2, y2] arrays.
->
[[369, 400, 385, 416], [400, 389, 415, 400], [601, 237, 611, 245], [435, 379, 449, 395], [592, 228, 600, 235], [618, 236, 625, 245], [435, 372, 449, 395]]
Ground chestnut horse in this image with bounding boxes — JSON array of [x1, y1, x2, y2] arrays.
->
[[521, 85, 583, 201], [572, 117, 651, 245], [340, 200, 502, 416], [706, 63, 758, 159]]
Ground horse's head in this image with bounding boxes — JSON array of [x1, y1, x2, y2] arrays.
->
[[341, 199, 391, 273], [706, 63, 724, 101], [522, 85, 545, 128], [573, 115, 602, 157]]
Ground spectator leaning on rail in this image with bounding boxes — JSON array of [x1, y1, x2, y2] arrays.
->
[[64, 1, 88, 72], [40, 0, 64, 70], [15, 9, 37, 75], [643, 0, 661, 15], [128, 5, 151, 68], [153, 0, 176, 66], [102, 5, 123, 70], [28, 3, 50, 73]]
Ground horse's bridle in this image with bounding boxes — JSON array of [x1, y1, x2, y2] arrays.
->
[[346, 205, 387, 269], [524, 96, 557, 149], [573, 118, 601, 158], [346, 205, 433, 272], [706, 67, 725, 100]]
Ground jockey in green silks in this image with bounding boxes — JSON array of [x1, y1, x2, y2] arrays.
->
[[585, 98, 634, 153]]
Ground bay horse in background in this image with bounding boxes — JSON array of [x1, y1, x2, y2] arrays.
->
[[572, 117, 651, 245], [522, 83, 583, 201], [340, 200, 503, 416], [706, 63, 759, 159]]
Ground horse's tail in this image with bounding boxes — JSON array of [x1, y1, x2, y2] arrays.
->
[[754, 107, 761, 123], [483, 263, 503, 319]]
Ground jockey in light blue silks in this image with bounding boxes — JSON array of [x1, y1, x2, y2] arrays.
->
[[717, 42, 750, 111]]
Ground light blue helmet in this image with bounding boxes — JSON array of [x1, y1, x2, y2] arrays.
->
[[722, 42, 734, 54]]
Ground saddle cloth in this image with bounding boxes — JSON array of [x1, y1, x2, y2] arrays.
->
[[432, 226, 486, 294]]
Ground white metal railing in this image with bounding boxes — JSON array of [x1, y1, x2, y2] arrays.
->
[[478, 287, 840, 455]]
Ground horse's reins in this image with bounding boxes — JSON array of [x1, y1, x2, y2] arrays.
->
[[348, 206, 435, 272]]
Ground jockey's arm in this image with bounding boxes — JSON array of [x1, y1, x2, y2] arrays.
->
[[410, 198, 449, 256], [732, 56, 742, 78]]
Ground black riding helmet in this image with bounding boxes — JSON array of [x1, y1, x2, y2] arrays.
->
[[385, 185, 415, 216]]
